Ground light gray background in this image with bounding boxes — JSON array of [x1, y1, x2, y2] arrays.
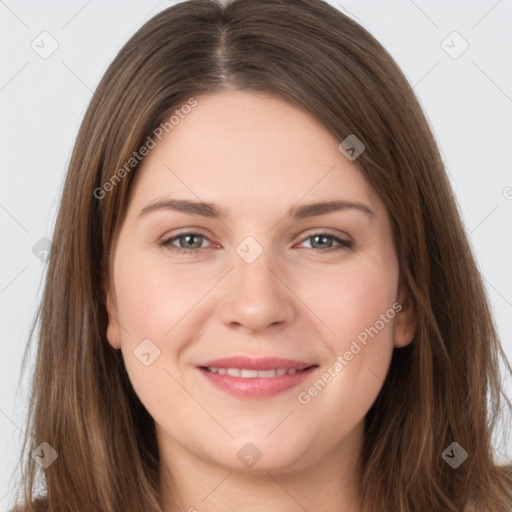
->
[[1, 0, 511, 509]]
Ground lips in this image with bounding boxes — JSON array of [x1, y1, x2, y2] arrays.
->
[[196, 356, 319, 399]]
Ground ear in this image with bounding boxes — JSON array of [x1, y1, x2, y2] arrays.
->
[[104, 275, 121, 350], [393, 283, 417, 348]]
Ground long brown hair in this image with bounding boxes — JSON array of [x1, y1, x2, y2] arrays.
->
[[12, 0, 512, 510]]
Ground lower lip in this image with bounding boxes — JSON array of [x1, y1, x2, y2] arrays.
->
[[198, 367, 318, 399]]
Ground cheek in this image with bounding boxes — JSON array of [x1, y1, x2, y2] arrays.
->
[[112, 250, 210, 340], [112, 252, 194, 414], [309, 259, 399, 345], [306, 261, 398, 401], [302, 254, 399, 404]]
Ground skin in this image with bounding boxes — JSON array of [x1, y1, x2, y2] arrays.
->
[[105, 89, 416, 512]]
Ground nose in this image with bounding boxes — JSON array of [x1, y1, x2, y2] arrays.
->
[[219, 246, 297, 334]]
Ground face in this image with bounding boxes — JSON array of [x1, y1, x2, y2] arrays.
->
[[105, 90, 416, 475]]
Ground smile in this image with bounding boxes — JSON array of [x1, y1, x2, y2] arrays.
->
[[196, 357, 319, 399], [203, 367, 309, 377]]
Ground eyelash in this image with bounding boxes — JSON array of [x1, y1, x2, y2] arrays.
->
[[159, 231, 353, 255]]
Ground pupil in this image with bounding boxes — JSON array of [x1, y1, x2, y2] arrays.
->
[[183, 235, 201, 248], [313, 235, 331, 249]]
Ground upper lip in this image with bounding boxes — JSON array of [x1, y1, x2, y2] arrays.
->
[[196, 357, 317, 371]]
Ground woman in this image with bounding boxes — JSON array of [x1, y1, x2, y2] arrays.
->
[[11, 0, 512, 510]]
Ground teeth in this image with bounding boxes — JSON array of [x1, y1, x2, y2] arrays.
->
[[257, 369, 278, 378], [206, 367, 305, 378], [240, 369, 258, 378]]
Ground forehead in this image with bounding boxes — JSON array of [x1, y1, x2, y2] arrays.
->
[[129, 90, 382, 218]]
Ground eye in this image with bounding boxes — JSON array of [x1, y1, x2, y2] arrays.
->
[[159, 230, 353, 255], [159, 232, 213, 255], [297, 232, 353, 252]]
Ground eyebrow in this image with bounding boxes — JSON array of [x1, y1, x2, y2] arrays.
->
[[138, 198, 375, 220]]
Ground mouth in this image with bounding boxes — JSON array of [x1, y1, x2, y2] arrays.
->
[[196, 357, 319, 399], [200, 366, 313, 377]]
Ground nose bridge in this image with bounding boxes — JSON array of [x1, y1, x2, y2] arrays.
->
[[233, 234, 280, 293], [219, 233, 295, 332]]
